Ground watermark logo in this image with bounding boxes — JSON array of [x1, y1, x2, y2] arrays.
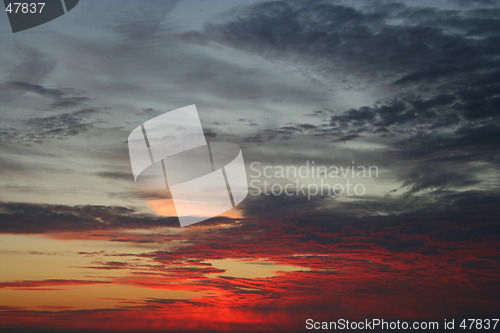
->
[[128, 104, 248, 227], [4, 0, 79, 33], [248, 161, 378, 200]]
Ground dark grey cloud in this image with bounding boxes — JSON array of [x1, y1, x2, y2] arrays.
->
[[187, 1, 499, 83], [189, 0, 500, 125], [322, 91, 500, 163], [0, 201, 241, 234], [2, 81, 89, 109], [0, 201, 178, 233], [240, 194, 332, 218], [395, 164, 483, 194], [450, 0, 500, 8], [393, 122, 500, 165], [20, 108, 99, 143], [185, 0, 499, 197], [240, 162, 500, 227], [107, 189, 172, 201], [280, 191, 500, 243], [189, 1, 498, 126]]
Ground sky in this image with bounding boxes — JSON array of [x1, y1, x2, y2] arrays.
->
[[0, 0, 499, 332]]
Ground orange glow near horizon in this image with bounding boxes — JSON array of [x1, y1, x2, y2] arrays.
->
[[0, 215, 499, 332], [149, 197, 244, 220]]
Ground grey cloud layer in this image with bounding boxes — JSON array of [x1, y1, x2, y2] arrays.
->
[[0, 202, 175, 233], [0, 0, 498, 219], [181, 0, 499, 207], [3, 81, 89, 109], [190, 1, 499, 81]]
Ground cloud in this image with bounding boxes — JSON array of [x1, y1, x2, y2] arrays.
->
[[239, 193, 332, 218], [0, 200, 241, 234], [0, 47, 55, 104], [0, 279, 110, 290], [188, 0, 499, 134], [0, 2, 498, 330], [2, 81, 89, 109], [22, 109, 98, 142], [77, 0, 178, 41], [95, 171, 133, 181], [0, 202, 179, 233], [0, 190, 498, 330], [186, 1, 498, 84], [0, 108, 103, 146], [181, 0, 499, 201]]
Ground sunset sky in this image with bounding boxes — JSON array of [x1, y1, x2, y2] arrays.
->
[[0, 0, 499, 332]]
